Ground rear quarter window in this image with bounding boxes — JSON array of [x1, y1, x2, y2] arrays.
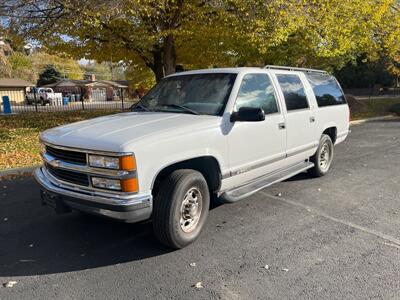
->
[[305, 74, 346, 107]]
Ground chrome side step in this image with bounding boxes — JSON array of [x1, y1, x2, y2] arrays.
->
[[221, 161, 314, 203]]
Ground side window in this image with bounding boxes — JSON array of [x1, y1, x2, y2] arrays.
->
[[276, 74, 309, 111], [305, 74, 346, 107], [235, 74, 279, 114]]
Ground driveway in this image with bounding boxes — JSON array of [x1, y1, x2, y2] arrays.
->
[[0, 119, 399, 299]]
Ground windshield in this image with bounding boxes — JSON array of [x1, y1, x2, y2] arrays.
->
[[133, 73, 237, 116]]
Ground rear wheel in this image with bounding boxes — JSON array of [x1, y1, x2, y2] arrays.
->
[[152, 169, 210, 249], [308, 134, 334, 177]]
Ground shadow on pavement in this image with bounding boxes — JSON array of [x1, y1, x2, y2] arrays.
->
[[0, 177, 227, 277], [0, 178, 173, 277], [284, 171, 314, 182]]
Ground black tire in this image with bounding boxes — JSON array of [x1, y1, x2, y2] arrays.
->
[[308, 134, 334, 177], [152, 169, 210, 249]]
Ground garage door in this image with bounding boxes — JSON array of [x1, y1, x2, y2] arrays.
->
[[92, 88, 106, 102]]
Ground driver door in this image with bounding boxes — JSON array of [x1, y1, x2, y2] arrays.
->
[[226, 73, 287, 186]]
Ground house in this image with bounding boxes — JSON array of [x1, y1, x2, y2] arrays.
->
[[0, 78, 34, 105], [43, 77, 128, 102], [114, 80, 137, 99]]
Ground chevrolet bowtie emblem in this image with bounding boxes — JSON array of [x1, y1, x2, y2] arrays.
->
[[52, 160, 61, 167]]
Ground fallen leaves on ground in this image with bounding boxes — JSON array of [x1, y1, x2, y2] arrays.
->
[[193, 282, 203, 289], [3, 281, 17, 288], [0, 110, 119, 170]]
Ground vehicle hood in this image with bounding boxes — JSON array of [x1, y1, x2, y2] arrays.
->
[[40, 112, 221, 152]]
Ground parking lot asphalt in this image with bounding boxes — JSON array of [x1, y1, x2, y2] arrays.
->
[[0, 119, 399, 300]]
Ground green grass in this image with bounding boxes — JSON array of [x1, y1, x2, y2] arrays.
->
[[350, 97, 400, 120], [0, 110, 119, 170]]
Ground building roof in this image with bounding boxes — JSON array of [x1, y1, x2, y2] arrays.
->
[[114, 80, 131, 86], [0, 78, 34, 87]]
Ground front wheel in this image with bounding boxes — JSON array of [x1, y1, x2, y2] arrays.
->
[[308, 134, 334, 177], [152, 169, 210, 249]]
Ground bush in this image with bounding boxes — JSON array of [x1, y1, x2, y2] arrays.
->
[[389, 103, 400, 116]]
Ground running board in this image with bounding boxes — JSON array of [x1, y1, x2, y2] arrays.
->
[[221, 161, 314, 203]]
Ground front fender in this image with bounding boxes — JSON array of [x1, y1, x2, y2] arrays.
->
[[132, 130, 228, 193]]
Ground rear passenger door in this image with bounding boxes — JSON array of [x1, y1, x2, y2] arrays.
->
[[272, 72, 318, 163]]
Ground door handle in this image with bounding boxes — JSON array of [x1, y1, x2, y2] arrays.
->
[[310, 116, 316, 123], [278, 122, 286, 130]]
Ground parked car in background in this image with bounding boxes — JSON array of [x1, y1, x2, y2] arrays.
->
[[34, 66, 350, 249], [26, 87, 63, 106]]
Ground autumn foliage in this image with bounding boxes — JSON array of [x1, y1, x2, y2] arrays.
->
[[1, 0, 399, 84]]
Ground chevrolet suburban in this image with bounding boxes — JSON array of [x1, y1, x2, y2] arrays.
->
[[34, 66, 350, 248]]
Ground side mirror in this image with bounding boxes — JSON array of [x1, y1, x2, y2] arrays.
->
[[230, 107, 265, 122]]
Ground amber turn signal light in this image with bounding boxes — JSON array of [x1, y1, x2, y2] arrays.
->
[[119, 155, 136, 170], [121, 178, 139, 193]]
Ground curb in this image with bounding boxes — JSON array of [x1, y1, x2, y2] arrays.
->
[[0, 166, 39, 180], [350, 115, 399, 126]]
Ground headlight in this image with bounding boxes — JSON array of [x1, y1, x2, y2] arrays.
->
[[92, 177, 121, 190], [91, 177, 138, 192], [89, 155, 120, 169], [88, 155, 136, 170]]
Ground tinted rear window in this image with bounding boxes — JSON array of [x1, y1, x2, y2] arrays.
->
[[306, 74, 346, 107], [276, 74, 309, 111]]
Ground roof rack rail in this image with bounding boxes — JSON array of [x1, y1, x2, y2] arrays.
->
[[263, 65, 327, 74]]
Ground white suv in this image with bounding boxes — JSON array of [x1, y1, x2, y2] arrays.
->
[[35, 66, 350, 248]]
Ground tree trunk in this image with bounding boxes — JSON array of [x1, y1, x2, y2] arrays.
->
[[163, 34, 176, 76], [152, 49, 164, 82], [149, 34, 177, 82]]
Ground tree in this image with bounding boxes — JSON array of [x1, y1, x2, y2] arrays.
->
[[1, 0, 399, 83], [8, 52, 36, 83], [37, 65, 62, 86], [335, 55, 396, 89], [30, 52, 83, 80], [0, 39, 13, 78], [1, 0, 253, 81], [125, 60, 156, 89], [80, 61, 112, 80]]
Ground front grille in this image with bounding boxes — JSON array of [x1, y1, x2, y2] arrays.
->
[[46, 164, 89, 186], [46, 145, 87, 165]]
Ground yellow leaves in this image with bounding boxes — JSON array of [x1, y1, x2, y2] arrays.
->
[[30, 52, 83, 80], [243, 0, 399, 71], [0, 110, 119, 170], [10, 0, 399, 80]]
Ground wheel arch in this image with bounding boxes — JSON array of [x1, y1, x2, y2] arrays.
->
[[151, 156, 223, 195], [322, 126, 337, 144]]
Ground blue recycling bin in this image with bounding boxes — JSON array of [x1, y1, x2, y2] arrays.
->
[[63, 97, 69, 106], [2, 96, 12, 114]]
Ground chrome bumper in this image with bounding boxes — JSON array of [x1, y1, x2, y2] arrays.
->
[[34, 167, 152, 223]]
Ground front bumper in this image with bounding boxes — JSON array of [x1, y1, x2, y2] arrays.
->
[[34, 167, 152, 223]]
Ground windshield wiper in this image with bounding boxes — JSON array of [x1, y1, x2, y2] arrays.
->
[[164, 104, 199, 115], [131, 102, 150, 112]]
